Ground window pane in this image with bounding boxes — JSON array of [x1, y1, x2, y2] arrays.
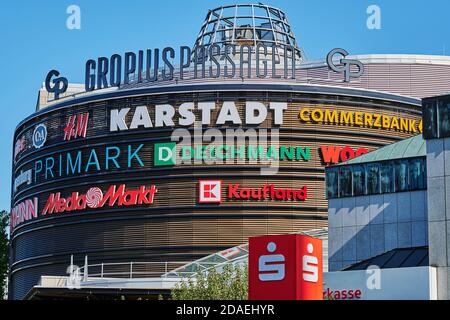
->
[[353, 165, 366, 196], [380, 163, 394, 193], [339, 167, 352, 197], [395, 160, 408, 192], [256, 29, 274, 41], [367, 163, 380, 194], [326, 169, 338, 199], [409, 158, 424, 190], [255, 18, 271, 28], [236, 17, 253, 28], [235, 28, 254, 40], [221, 7, 235, 18], [236, 5, 253, 17], [423, 101, 437, 139], [438, 99, 450, 138], [254, 6, 268, 17]]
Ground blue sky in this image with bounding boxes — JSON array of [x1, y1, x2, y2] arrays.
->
[[0, 0, 449, 211]]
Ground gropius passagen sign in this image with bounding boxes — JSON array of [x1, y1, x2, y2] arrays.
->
[[248, 234, 323, 300]]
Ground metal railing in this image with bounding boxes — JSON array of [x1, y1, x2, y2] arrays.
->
[[69, 255, 249, 282]]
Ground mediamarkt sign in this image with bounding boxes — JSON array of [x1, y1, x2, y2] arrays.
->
[[42, 184, 158, 215]]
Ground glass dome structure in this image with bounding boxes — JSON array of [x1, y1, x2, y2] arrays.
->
[[193, 3, 303, 61]]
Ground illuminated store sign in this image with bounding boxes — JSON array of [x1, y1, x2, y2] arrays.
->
[[319, 146, 368, 164], [229, 184, 307, 201], [42, 184, 158, 215], [154, 142, 310, 166], [14, 136, 27, 162], [14, 169, 32, 192], [63, 112, 89, 141], [299, 108, 422, 133], [32, 124, 47, 149], [199, 180, 222, 203], [198, 180, 308, 203], [10, 198, 38, 233], [110, 101, 287, 131], [34, 144, 145, 183]]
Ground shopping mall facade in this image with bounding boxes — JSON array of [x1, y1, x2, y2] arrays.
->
[[9, 4, 450, 299]]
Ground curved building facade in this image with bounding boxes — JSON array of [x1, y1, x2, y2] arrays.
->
[[10, 82, 422, 299], [10, 3, 449, 300]]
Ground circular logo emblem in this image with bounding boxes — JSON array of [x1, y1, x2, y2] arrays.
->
[[32, 124, 47, 149], [86, 187, 104, 208]]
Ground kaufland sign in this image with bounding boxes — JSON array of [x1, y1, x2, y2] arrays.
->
[[248, 234, 323, 300], [198, 180, 308, 204]]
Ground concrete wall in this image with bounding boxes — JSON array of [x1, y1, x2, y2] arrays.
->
[[426, 137, 450, 300], [328, 190, 428, 271]]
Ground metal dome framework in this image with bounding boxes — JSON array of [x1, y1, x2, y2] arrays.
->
[[194, 3, 303, 61]]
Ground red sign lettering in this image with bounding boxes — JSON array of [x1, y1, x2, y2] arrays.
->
[[64, 112, 89, 141], [10, 198, 38, 233], [320, 146, 369, 164], [323, 288, 362, 300], [228, 184, 307, 201], [42, 184, 157, 215]]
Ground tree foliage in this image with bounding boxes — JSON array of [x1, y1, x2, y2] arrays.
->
[[0, 210, 9, 300], [171, 264, 248, 300]]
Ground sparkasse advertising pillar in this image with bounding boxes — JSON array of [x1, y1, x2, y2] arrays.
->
[[248, 234, 323, 300]]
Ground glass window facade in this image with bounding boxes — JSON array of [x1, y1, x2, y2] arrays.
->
[[367, 163, 380, 194], [423, 94, 450, 139], [339, 167, 352, 197], [326, 168, 339, 199], [380, 163, 394, 193], [193, 4, 302, 61], [326, 156, 426, 199], [352, 165, 366, 196]]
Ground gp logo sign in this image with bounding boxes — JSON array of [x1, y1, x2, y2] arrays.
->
[[45, 69, 68, 100], [249, 234, 323, 300], [326, 48, 364, 82]]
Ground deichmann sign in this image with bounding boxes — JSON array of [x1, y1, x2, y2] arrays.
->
[[42, 184, 158, 215], [154, 143, 311, 166], [299, 108, 423, 134]]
